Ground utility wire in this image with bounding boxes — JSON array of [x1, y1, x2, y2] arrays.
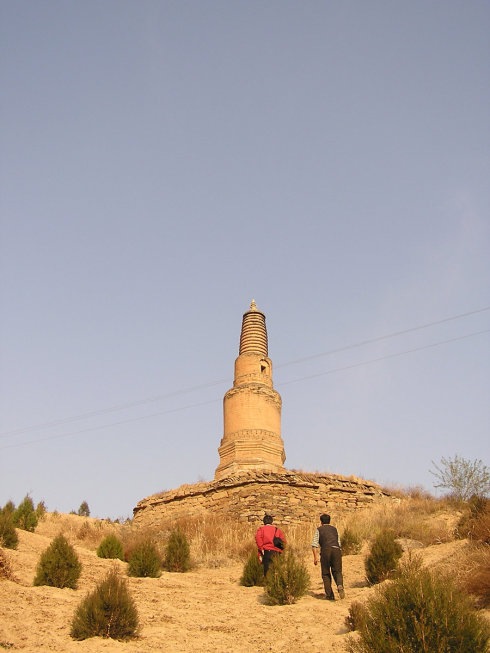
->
[[1, 305, 489, 438], [276, 305, 490, 368], [1, 327, 488, 452], [279, 328, 490, 385]]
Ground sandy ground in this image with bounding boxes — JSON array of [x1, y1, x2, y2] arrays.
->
[[0, 520, 482, 652]]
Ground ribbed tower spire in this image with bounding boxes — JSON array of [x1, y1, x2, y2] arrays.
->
[[215, 301, 286, 480], [239, 300, 268, 356]]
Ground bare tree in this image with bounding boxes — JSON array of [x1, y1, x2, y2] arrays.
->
[[430, 455, 490, 501]]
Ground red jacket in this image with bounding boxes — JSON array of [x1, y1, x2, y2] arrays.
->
[[255, 524, 286, 553]]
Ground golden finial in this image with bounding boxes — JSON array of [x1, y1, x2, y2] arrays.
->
[[250, 299, 257, 311]]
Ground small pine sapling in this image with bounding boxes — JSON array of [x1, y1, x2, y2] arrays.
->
[[71, 567, 139, 640], [0, 512, 18, 549], [164, 528, 191, 572], [33, 534, 82, 589], [240, 551, 265, 586], [97, 534, 125, 560], [12, 495, 38, 532], [365, 529, 402, 585], [127, 540, 161, 578], [264, 550, 310, 605]]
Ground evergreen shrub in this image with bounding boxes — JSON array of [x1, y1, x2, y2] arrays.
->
[[365, 529, 402, 585], [127, 540, 161, 578], [0, 501, 15, 517], [164, 528, 190, 572], [240, 551, 265, 586], [341, 527, 363, 555], [12, 495, 38, 532], [264, 550, 310, 605], [0, 513, 18, 549], [78, 501, 90, 517], [71, 567, 139, 640], [35, 501, 47, 520], [33, 534, 82, 589], [97, 534, 125, 560], [345, 601, 368, 632], [348, 559, 490, 653]]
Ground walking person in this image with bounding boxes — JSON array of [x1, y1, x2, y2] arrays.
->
[[255, 514, 286, 576], [312, 513, 345, 600]]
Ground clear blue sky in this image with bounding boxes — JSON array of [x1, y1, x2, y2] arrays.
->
[[1, 2, 488, 519]]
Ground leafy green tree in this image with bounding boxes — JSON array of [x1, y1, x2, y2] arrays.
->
[[12, 495, 38, 532], [430, 455, 490, 501]]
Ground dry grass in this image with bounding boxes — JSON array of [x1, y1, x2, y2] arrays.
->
[[0, 548, 16, 581], [433, 542, 490, 609], [338, 496, 460, 546], [35, 513, 122, 551]]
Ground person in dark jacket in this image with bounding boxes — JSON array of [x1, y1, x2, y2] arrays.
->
[[312, 513, 345, 600], [255, 514, 286, 576]]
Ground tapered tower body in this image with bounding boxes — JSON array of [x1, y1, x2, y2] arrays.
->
[[215, 300, 286, 480]]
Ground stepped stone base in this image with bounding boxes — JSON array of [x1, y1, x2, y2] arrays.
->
[[133, 470, 390, 528]]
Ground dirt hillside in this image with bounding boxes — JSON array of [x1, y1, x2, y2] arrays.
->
[[0, 515, 484, 652]]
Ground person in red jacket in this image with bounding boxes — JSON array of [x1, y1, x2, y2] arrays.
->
[[255, 514, 286, 576]]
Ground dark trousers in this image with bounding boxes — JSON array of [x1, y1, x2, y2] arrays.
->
[[320, 547, 343, 598], [262, 550, 278, 576]]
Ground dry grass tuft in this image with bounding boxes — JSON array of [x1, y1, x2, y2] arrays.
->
[[0, 549, 16, 581], [338, 495, 459, 546], [36, 513, 122, 551]]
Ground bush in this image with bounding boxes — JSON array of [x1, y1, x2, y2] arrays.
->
[[12, 495, 38, 532], [97, 534, 125, 561], [0, 513, 18, 549], [240, 551, 265, 587], [0, 501, 15, 517], [457, 496, 490, 544], [345, 601, 368, 632], [0, 549, 15, 581], [78, 501, 90, 517], [33, 534, 82, 589], [264, 550, 310, 605], [347, 560, 490, 653], [127, 540, 161, 578], [164, 528, 190, 572], [341, 527, 363, 555], [35, 501, 47, 520], [365, 529, 403, 585], [71, 567, 139, 640]]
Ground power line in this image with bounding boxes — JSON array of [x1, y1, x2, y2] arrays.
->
[[279, 328, 490, 386], [1, 305, 488, 438], [276, 305, 490, 368], [1, 327, 488, 452], [1, 304, 488, 438]]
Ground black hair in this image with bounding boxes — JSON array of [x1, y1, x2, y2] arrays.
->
[[320, 514, 331, 524], [263, 514, 273, 525]]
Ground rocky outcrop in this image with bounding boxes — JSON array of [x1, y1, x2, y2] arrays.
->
[[133, 470, 389, 528]]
